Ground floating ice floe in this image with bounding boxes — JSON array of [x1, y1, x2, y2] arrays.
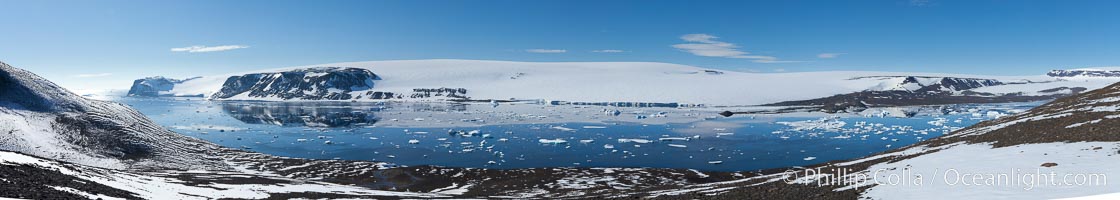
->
[[617, 138, 652, 144], [668, 144, 687, 148], [551, 126, 577, 132], [776, 116, 847, 132], [408, 139, 420, 144], [716, 132, 734, 136], [579, 139, 595, 143], [708, 160, 723, 164], [603, 144, 615, 149], [582, 125, 607, 129], [323, 140, 333, 144], [296, 139, 309, 142], [804, 157, 816, 161], [538, 138, 568, 144]]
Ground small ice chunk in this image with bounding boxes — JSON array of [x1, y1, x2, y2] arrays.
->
[[617, 138, 652, 144], [408, 139, 420, 144], [551, 126, 576, 132], [603, 144, 615, 149], [668, 144, 687, 148], [538, 138, 568, 144], [579, 139, 595, 143], [804, 157, 816, 161]]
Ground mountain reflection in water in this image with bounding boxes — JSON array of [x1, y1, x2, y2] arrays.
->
[[219, 102, 468, 127]]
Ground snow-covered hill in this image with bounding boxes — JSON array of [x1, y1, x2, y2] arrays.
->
[[0, 62, 230, 170], [132, 59, 1120, 106]]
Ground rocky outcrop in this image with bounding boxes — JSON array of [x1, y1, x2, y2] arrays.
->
[[211, 67, 380, 100], [858, 76, 1004, 92], [1048, 69, 1120, 77], [126, 76, 201, 97]]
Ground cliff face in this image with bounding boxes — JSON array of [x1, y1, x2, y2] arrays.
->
[[211, 67, 380, 100]]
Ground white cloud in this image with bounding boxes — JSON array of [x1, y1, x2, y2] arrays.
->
[[73, 73, 112, 78], [817, 53, 845, 59], [773, 68, 787, 72], [909, 0, 931, 6], [591, 49, 626, 53], [525, 49, 567, 53], [672, 34, 801, 63], [171, 45, 249, 53]]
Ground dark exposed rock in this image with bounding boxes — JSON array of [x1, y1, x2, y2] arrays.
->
[[211, 67, 380, 100], [0, 162, 141, 200], [1048, 69, 1120, 77]]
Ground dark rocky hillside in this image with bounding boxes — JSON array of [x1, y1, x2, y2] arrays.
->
[[211, 67, 380, 100]]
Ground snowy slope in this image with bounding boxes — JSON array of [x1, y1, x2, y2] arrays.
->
[[151, 59, 1118, 106], [0, 61, 231, 170]]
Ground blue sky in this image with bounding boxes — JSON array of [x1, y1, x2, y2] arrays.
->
[[1, 0, 1118, 91]]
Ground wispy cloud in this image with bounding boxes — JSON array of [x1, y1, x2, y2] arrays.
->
[[909, 0, 933, 7], [591, 49, 626, 53], [525, 49, 567, 53], [73, 73, 112, 78], [817, 53, 845, 59], [171, 45, 249, 53], [672, 34, 800, 63]]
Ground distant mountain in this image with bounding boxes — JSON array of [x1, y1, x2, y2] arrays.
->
[[861, 76, 1003, 92], [126, 76, 202, 97], [755, 75, 1085, 113], [1048, 68, 1120, 77]]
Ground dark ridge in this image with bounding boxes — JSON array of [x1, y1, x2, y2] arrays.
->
[[0, 61, 87, 112]]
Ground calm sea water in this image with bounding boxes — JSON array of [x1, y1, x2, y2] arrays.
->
[[115, 97, 1042, 172]]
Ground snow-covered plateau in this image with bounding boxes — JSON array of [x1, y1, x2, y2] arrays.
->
[[127, 59, 1120, 106]]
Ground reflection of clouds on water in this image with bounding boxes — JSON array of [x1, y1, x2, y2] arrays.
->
[[671, 117, 772, 135]]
